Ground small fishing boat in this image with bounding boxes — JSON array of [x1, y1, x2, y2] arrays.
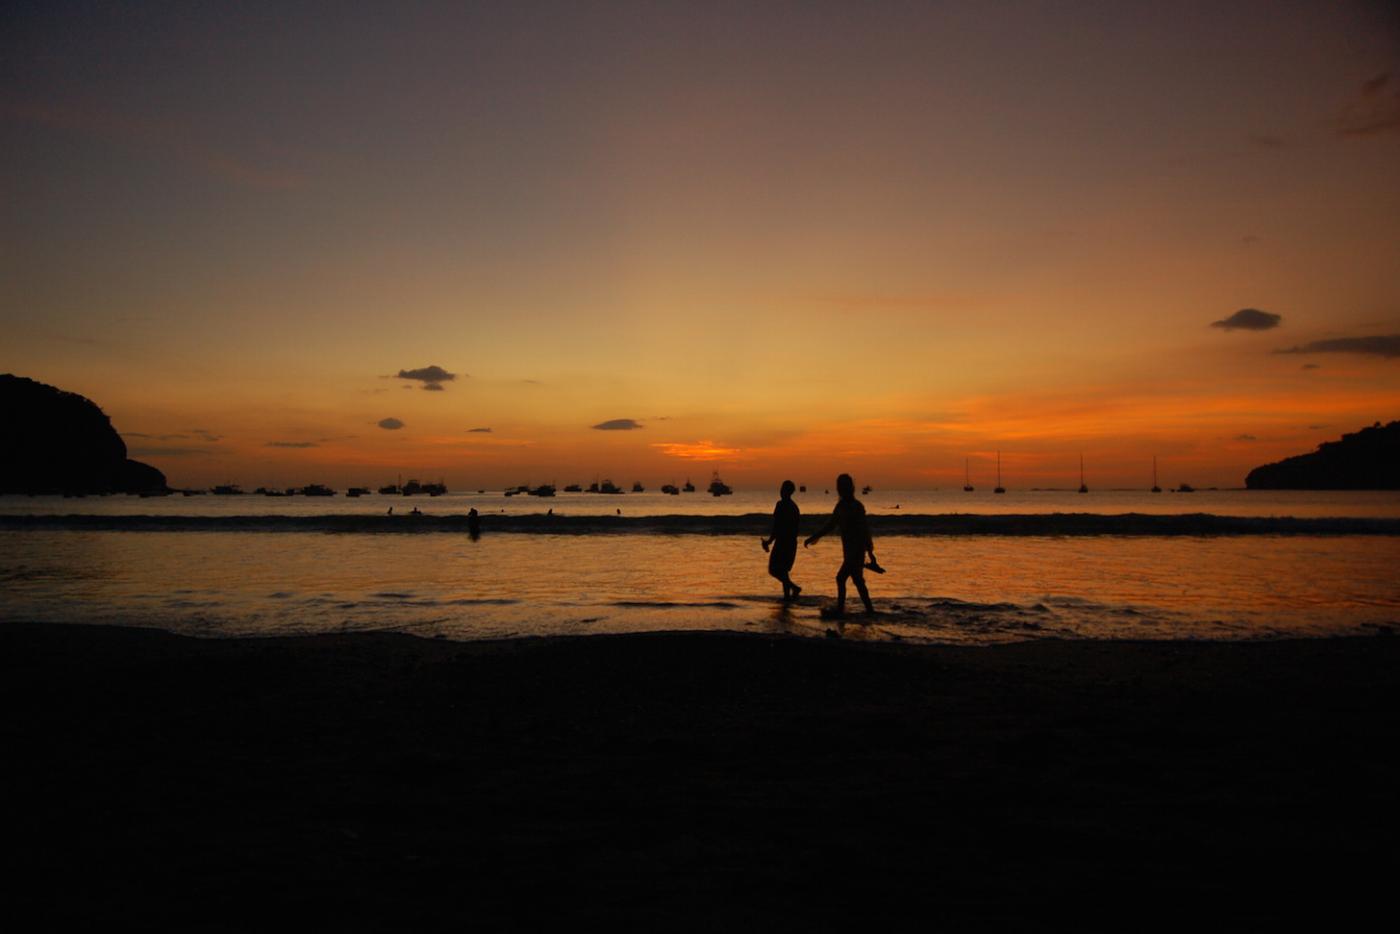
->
[[1078, 455, 1088, 494], [963, 458, 974, 492], [1151, 457, 1162, 493], [707, 472, 733, 496], [994, 451, 1006, 494]]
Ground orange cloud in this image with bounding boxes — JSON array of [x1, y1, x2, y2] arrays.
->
[[652, 440, 742, 461]]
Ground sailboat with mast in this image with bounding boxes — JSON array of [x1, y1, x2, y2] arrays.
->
[[994, 451, 1006, 494], [963, 457, 974, 492], [1078, 454, 1088, 494], [1151, 456, 1162, 493]]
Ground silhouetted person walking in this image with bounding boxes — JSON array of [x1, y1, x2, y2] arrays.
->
[[761, 480, 802, 601], [804, 473, 880, 616]]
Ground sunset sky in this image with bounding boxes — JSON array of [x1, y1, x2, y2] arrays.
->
[[4, 1, 1399, 488]]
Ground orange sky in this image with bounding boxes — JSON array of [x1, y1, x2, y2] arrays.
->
[[3, 2, 1399, 488]]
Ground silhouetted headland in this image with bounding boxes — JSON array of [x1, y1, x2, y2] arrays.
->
[[0, 374, 167, 495], [1246, 421, 1400, 490]]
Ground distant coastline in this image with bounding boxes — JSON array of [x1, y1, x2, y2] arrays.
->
[[1246, 421, 1399, 490], [5, 511, 1398, 536], [0, 375, 166, 495]]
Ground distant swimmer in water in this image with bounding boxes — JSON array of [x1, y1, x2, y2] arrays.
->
[[467, 507, 480, 540], [760, 480, 802, 602], [804, 473, 882, 616]]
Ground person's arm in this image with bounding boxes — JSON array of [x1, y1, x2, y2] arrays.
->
[[861, 508, 886, 572], [804, 510, 838, 548], [762, 504, 780, 551]]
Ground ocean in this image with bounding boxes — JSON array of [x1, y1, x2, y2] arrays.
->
[[3, 489, 1398, 644]]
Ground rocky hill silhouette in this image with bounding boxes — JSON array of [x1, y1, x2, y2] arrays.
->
[[0, 375, 168, 494], [1245, 421, 1399, 490]]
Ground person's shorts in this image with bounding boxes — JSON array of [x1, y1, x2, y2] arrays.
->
[[768, 540, 797, 575]]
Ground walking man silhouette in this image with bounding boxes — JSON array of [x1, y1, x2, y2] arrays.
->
[[761, 480, 802, 601], [804, 473, 881, 616]]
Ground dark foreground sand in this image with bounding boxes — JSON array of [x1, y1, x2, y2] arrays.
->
[[3, 623, 1398, 928]]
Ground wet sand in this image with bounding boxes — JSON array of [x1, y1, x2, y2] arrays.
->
[[3, 622, 1397, 927]]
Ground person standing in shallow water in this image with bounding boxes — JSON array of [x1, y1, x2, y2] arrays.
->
[[804, 473, 882, 616], [761, 480, 802, 602]]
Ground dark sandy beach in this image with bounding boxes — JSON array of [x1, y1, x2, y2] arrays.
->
[[3, 622, 1397, 928]]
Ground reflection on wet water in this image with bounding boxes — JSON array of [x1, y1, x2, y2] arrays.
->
[[2, 531, 1397, 644]]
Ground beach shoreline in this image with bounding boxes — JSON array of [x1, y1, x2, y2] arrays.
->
[[4, 622, 1398, 925]]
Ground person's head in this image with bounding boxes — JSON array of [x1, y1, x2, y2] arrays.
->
[[779, 480, 796, 499], [836, 473, 855, 499]]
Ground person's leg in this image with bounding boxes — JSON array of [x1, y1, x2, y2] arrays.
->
[[852, 569, 873, 613], [835, 568, 848, 614]]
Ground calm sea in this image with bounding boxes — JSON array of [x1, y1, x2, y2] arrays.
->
[[3, 489, 1398, 644]]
